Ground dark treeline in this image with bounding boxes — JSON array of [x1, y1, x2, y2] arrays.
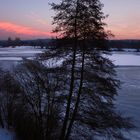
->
[[0, 38, 140, 51], [108, 40, 140, 51], [0, 38, 52, 48]]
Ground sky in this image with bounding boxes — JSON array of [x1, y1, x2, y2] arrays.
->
[[0, 0, 140, 40]]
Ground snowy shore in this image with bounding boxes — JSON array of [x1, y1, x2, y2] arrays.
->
[[0, 46, 140, 139]]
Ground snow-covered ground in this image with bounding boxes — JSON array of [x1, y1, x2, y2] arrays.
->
[[0, 46, 140, 66], [0, 46, 140, 139], [106, 51, 140, 139], [116, 67, 140, 140], [0, 46, 45, 70], [0, 46, 44, 58], [105, 51, 140, 66], [110, 48, 138, 52]]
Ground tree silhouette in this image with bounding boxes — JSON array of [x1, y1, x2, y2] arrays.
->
[[7, 37, 13, 47], [14, 37, 21, 46], [51, 0, 133, 140]]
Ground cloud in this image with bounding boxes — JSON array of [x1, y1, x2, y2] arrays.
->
[[0, 21, 55, 38]]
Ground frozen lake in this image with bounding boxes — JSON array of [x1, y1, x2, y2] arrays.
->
[[0, 47, 140, 139], [0, 46, 45, 70], [106, 51, 140, 66], [0, 46, 43, 59], [115, 67, 140, 139]]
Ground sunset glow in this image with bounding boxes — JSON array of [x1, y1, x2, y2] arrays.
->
[[0, 0, 139, 40], [0, 21, 53, 38]]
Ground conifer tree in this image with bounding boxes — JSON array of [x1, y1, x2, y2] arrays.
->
[[51, 0, 133, 140]]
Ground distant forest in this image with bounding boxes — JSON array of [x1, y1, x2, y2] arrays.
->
[[0, 38, 140, 51], [108, 40, 140, 51], [0, 38, 51, 48]]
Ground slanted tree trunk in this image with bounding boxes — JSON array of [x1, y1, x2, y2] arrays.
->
[[59, 1, 79, 139], [65, 40, 86, 140], [59, 37, 78, 140]]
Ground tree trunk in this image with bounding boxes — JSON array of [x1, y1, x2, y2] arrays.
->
[[59, 1, 80, 139], [65, 40, 85, 140], [59, 38, 77, 140], [59, 9, 79, 140]]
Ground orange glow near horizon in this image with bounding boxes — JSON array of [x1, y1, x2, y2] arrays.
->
[[102, 0, 140, 40], [0, 0, 140, 40], [107, 25, 140, 40], [104, 17, 140, 40], [0, 21, 55, 39], [0, 21, 140, 40]]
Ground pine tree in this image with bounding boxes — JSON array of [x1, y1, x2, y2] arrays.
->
[[50, 0, 133, 139]]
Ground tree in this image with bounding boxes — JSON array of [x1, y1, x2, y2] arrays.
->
[[51, 0, 133, 140], [0, 70, 21, 129], [0, 60, 65, 140], [13, 60, 65, 140], [7, 37, 13, 47], [14, 37, 21, 46]]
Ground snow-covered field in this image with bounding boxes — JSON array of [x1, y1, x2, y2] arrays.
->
[[116, 67, 140, 140], [0, 46, 44, 59], [0, 46, 140, 139], [0, 46, 45, 70], [107, 52, 140, 66]]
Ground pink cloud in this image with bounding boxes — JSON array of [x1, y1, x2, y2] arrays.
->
[[0, 21, 55, 38]]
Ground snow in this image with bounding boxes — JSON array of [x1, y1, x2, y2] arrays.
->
[[0, 50, 42, 54], [1, 47, 140, 139], [123, 48, 138, 52], [9, 46, 38, 49], [124, 130, 140, 140], [115, 66, 140, 139], [105, 52, 140, 66], [42, 58, 64, 68], [1, 47, 140, 66], [0, 46, 45, 61], [0, 128, 15, 140], [0, 46, 45, 70], [96, 130, 140, 140], [110, 48, 137, 52], [0, 47, 44, 55], [0, 57, 22, 61]]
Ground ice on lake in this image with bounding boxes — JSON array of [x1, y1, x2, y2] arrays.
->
[[106, 51, 140, 66], [0, 46, 45, 70]]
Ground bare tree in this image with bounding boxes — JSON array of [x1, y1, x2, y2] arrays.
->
[[13, 60, 65, 140]]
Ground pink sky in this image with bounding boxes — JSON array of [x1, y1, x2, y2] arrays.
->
[[0, 0, 139, 40], [0, 21, 53, 37]]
